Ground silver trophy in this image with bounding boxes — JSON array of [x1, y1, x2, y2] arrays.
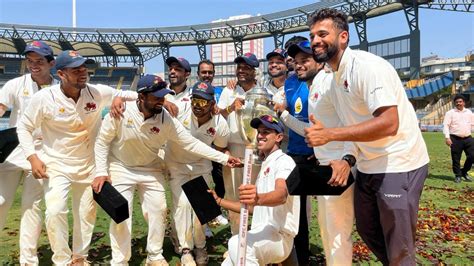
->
[[235, 78, 275, 265]]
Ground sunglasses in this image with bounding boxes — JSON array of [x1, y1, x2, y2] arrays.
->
[[191, 98, 211, 108]]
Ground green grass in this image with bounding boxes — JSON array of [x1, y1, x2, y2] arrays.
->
[[1, 132, 473, 264]]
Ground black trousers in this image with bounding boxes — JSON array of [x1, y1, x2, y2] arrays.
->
[[450, 135, 474, 177], [355, 164, 428, 266], [211, 160, 225, 198], [288, 153, 315, 265]]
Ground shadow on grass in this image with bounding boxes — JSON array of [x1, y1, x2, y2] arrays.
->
[[428, 173, 456, 182]]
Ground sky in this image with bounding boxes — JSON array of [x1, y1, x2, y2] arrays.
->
[[0, 0, 472, 73]]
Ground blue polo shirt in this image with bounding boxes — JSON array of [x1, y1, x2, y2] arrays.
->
[[284, 73, 313, 156]]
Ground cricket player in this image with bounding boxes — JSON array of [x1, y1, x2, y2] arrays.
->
[[17, 50, 137, 265], [91, 76, 240, 266], [165, 81, 230, 265], [210, 114, 300, 265], [0, 40, 58, 265]]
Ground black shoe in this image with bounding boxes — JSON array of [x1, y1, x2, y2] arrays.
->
[[463, 173, 472, 182], [455, 176, 462, 183]]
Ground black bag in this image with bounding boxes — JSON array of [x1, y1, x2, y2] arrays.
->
[[93, 182, 129, 224], [182, 176, 222, 225], [0, 128, 19, 163], [286, 163, 354, 196]]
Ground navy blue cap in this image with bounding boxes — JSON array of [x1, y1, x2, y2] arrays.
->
[[23, 40, 54, 59], [166, 56, 191, 72], [250, 114, 285, 133], [55, 50, 95, 70], [287, 40, 312, 58], [137, 74, 174, 98], [192, 81, 215, 101], [234, 52, 259, 68], [266, 48, 288, 60]]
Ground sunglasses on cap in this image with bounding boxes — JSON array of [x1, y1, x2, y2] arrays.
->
[[261, 114, 279, 124], [191, 97, 211, 108], [299, 40, 311, 48]]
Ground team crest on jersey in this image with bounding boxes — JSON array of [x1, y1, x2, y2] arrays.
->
[[84, 102, 97, 112], [310, 91, 318, 101], [294, 97, 303, 114], [150, 126, 160, 134], [207, 127, 216, 137], [263, 167, 270, 176], [59, 107, 65, 114], [125, 118, 134, 128], [182, 97, 190, 102], [343, 80, 350, 93]]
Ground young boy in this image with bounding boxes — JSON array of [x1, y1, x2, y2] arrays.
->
[[209, 114, 300, 265]]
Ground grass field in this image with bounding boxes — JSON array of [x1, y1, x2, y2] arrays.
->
[[1, 132, 473, 265]]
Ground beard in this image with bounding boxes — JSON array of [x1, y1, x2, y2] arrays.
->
[[297, 68, 319, 82], [269, 69, 286, 78], [312, 43, 338, 63]]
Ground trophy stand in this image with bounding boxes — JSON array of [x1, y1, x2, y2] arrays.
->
[[235, 84, 275, 265]]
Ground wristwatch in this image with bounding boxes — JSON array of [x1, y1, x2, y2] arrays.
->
[[342, 154, 356, 167]]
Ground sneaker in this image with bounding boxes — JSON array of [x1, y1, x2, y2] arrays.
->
[[146, 259, 169, 266], [455, 176, 462, 183], [204, 225, 213, 238], [215, 214, 229, 225], [181, 249, 196, 266], [194, 248, 209, 265], [463, 173, 472, 182]]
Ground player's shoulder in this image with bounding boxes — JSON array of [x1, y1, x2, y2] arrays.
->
[[2, 74, 28, 89]]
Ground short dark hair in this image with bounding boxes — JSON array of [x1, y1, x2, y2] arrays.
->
[[307, 8, 349, 33], [453, 94, 467, 102], [197, 59, 215, 73], [284, 36, 308, 50]]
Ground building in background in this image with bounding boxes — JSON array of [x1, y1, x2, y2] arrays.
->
[[210, 15, 264, 86]]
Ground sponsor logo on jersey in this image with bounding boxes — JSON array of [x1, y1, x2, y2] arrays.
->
[[125, 118, 134, 128], [294, 97, 303, 114]]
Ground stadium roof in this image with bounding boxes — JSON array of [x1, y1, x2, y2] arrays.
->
[[0, 0, 470, 64]]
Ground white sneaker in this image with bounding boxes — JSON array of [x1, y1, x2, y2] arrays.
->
[[215, 214, 229, 225], [181, 249, 196, 266], [194, 248, 209, 265], [204, 225, 213, 238]]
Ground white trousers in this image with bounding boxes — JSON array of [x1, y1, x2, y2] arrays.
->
[[317, 184, 355, 266], [0, 146, 44, 265], [222, 143, 259, 235], [109, 168, 167, 265], [43, 171, 96, 265], [222, 225, 294, 266], [167, 163, 211, 252]]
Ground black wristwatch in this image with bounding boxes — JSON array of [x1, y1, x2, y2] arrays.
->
[[342, 154, 356, 167]]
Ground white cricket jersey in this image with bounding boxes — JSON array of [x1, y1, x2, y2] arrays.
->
[[0, 74, 58, 128], [251, 149, 299, 237], [265, 79, 285, 105], [17, 83, 137, 178], [165, 86, 193, 127], [307, 70, 358, 165], [217, 85, 251, 145], [94, 102, 230, 177], [165, 113, 230, 176], [324, 47, 429, 173]]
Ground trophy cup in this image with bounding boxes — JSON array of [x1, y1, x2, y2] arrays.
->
[[235, 79, 275, 265]]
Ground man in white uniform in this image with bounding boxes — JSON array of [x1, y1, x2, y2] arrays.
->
[[306, 9, 429, 265], [165, 81, 230, 265], [91, 75, 239, 266], [0, 40, 58, 265], [210, 114, 299, 265], [217, 52, 259, 235], [265, 48, 288, 104], [165, 56, 193, 125], [275, 41, 356, 265], [17, 50, 137, 265]]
